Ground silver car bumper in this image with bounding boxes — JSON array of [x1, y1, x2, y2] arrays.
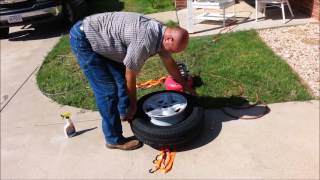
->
[[0, 5, 62, 26]]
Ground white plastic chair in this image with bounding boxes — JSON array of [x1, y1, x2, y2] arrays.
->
[[255, 0, 294, 23]]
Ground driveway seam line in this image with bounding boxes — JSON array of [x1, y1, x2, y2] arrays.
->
[[1, 65, 39, 112]]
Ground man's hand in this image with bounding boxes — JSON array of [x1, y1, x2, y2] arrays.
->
[[122, 102, 137, 122], [160, 52, 197, 96]]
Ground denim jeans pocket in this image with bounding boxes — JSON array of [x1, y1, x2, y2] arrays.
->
[[70, 37, 89, 50]]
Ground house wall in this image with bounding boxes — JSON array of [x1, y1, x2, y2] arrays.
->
[[176, 0, 187, 10], [291, 0, 319, 21], [174, 0, 320, 21]]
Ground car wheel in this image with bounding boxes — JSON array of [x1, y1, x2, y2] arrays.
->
[[63, 0, 88, 25], [131, 90, 204, 149], [0, 27, 9, 39]]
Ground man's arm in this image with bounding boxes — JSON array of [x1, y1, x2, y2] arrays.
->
[[124, 67, 137, 121], [122, 44, 149, 121], [159, 52, 196, 95]]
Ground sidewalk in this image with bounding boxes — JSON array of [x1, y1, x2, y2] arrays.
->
[[147, 1, 318, 37]]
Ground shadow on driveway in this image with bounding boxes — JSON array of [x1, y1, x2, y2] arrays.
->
[[73, 126, 98, 137], [5, 0, 125, 41], [177, 96, 271, 152], [7, 19, 68, 41]]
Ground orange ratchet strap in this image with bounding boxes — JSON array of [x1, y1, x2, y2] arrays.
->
[[149, 149, 176, 174], [136, 76, 167, 89]]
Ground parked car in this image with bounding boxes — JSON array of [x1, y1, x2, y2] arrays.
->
[[0, 0, 88, 38]]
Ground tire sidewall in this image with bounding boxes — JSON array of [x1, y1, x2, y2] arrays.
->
[[132, 107, 204, 149]]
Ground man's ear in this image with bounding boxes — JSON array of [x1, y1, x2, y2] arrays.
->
[[165, 35, 174, 43]]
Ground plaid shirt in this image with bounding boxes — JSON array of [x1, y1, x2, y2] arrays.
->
[[83, 12, 166, 72]]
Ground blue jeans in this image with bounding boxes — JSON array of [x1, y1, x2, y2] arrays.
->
[[69, 21, 129, 145]]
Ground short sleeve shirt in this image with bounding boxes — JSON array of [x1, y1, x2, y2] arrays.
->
[[82, 12, 167, 72]]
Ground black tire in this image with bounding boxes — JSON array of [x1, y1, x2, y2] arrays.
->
[[131, 90, 204, 149], [0, 27, 9, 39], [63, 0, 88, 26]]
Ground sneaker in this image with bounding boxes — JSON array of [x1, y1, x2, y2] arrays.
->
[[106, 137, 142, 151]]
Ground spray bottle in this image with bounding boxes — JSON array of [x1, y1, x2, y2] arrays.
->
[[61, 112, 77, 138]]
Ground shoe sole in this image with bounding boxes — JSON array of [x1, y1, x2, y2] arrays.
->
[[106, 142, 142, 151]]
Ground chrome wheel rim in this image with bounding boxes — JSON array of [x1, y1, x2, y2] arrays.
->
[[142, 92, 188, 126]]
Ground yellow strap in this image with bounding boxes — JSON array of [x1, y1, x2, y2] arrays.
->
[[160, 151, 176, 173], [150, 149, 176, 174], [137, 76, 167, 89]]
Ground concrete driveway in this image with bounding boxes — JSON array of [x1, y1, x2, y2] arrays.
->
[[1, 22, 64, 110], [1, 22, 319, 179]]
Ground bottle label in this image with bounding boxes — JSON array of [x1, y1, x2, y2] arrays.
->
[[66, 127, 76, 137]]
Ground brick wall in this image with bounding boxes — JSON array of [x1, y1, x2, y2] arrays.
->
[[175, 0, 319, 21], [291, 0, 319, 21], [176, 0, 187, 10]]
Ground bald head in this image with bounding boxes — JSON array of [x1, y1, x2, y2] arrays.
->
[[162, 27, 189, 53]]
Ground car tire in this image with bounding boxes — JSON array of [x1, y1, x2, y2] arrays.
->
[[0, 27, 9, 39], [63, 0, 88, 26], [131, 90, 204, 149]]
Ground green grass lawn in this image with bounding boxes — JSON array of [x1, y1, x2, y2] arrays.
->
[[87, 0, 175, 14], [36, 31, 313, 110]]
